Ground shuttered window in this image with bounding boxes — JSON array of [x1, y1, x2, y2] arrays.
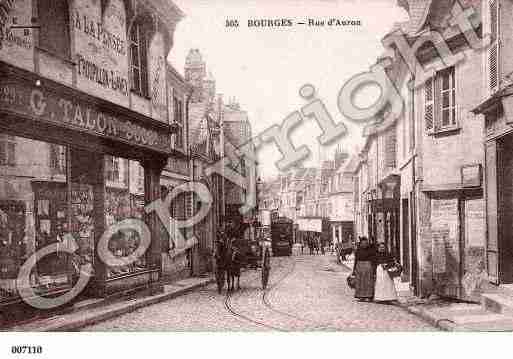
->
[[38, 0, 71, 58], [424, 66, 458, 133]]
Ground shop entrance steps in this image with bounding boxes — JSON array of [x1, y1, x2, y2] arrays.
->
[[481, 285, 513, 317]]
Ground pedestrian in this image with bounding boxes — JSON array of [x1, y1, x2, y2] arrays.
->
[[374, 243, 398, 303], [352, 236, 376, 301]]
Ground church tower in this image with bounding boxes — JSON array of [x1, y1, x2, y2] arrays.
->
[[184, 49, 206, 103]]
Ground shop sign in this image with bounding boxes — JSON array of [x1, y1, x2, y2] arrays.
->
[[297, 218, 322, 232], [461, 164, 482, 188], [0, 78, 172, 153], [76, 54, 129, 96]]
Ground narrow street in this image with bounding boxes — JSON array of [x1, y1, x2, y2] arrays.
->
[[84, 254, 437, 331]]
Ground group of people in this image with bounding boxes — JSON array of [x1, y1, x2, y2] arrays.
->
[[303, 235, 330, 255], [352, 236, 399, 303]]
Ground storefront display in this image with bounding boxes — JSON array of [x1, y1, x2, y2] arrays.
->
[[104, 164, 148, 279], [0, 59, 171, 317]]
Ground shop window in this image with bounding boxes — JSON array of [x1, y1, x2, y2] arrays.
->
[[0, 136, 84, 303], [105, 158, 147, 278], [173, 96, 184, 149], [37, 0, 71, 59], [129, 20, 149, 98], [425, 66, 458, 134], [0, 134, 15, 166]]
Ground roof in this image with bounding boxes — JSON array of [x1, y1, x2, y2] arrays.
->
[[395, 0, 433, 36]]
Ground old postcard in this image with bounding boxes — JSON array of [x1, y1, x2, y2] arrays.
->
[[0, 0, 509, 356]]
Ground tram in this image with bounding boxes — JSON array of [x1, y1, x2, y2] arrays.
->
[[270, 216, 293, 256]]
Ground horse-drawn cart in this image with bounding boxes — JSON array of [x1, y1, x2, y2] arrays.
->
[[215, 237, 271, 293]]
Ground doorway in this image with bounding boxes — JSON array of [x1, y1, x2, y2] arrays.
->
[[497, 135, 513, 283]]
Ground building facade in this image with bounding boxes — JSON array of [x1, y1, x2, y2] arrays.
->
[[0, 0, 187, 322], [353, 0, 487, 301]]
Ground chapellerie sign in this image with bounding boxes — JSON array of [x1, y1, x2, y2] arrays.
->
[[0, 78, 171, 153]]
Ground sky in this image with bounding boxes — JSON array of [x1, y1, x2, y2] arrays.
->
[[168, 0, 409, 179]]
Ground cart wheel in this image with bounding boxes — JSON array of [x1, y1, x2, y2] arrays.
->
[[262, 248, 270, 289]]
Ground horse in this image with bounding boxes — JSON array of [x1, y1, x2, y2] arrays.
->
[[225, 241, 243, 292]]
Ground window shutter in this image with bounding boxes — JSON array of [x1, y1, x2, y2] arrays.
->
[[385, 129, 396, 168], [488, 0, 499, 93], [434, 74, 442, 132], [424, 77, 434, 132], [0, 140, 6, 165]]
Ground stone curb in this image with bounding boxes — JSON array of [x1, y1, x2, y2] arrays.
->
[[400, 304, 460, 331], [10, 278, 215, 332]]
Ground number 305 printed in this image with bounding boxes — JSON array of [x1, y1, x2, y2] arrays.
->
[[11, 346, 42, 354]]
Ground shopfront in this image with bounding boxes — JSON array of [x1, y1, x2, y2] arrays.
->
[[0, 62, 174, 318]]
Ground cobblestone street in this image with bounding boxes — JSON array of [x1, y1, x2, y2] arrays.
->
[[84, 254, 437, 331]]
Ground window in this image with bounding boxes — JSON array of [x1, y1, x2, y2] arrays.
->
[[50, 144, 66, 174], [0, 134, 15, 166], [137, 164, 144, 193], [37, 0, 70, 58], [440, 67, 456, 128], [106, 156, 120, 182], [130, 21, 149, 97], [424, 66, 458, 133], [173, 97, 184, 149]]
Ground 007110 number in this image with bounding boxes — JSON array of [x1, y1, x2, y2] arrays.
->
[[11, 346, 42, 355]]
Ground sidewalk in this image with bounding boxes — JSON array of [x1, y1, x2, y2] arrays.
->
[[338, 257, 513, 331], [4, 276, 214, 332]]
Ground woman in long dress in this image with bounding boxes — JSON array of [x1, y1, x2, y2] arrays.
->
[[374, 243, 398, 302], [352, 237, 376, 301]]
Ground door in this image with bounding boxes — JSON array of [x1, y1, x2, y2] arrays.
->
[[497, 137, 513, 283], [485, 140, 499, 283]]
